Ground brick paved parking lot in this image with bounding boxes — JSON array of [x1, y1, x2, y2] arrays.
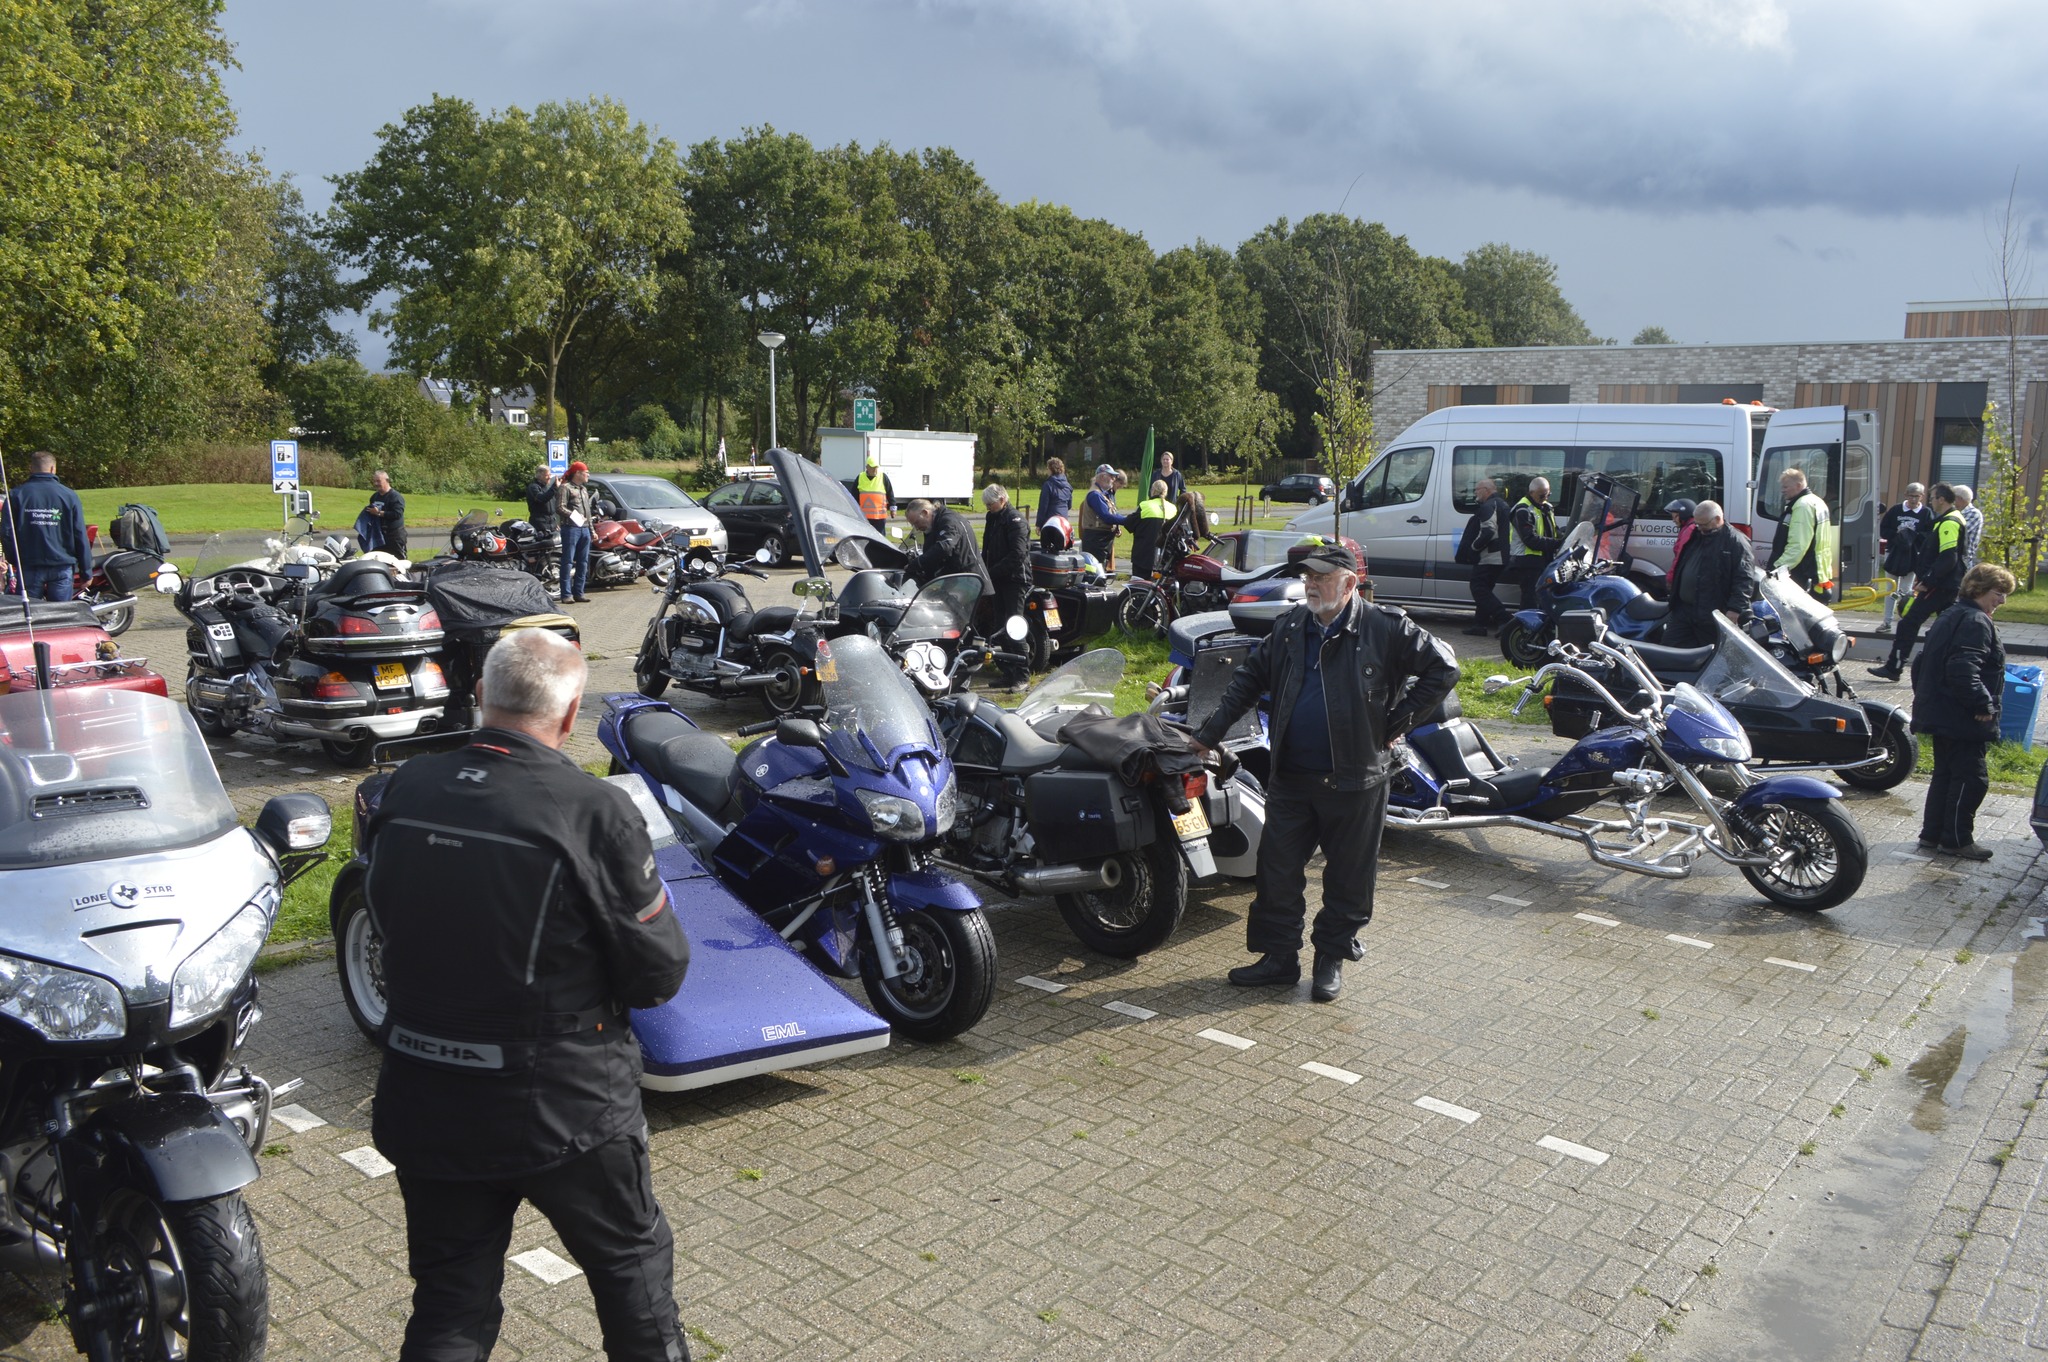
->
[[2, 582, 2044, 1360]]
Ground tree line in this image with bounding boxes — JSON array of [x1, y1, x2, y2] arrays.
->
[[2, 3, 1605, 491]]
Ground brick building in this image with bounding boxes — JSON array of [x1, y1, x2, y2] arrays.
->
[[1373, 301, 2048, 501]]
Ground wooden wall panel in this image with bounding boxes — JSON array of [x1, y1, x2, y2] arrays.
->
[[1427, 385, 1458, 412], [1597, 384, 1680, 403], [1904, 308, 2048, 339], [1495, 385, 1533, 405]]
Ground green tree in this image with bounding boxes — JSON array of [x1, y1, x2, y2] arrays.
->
[[1008, 202, 1158, 451], [1632, 325, 1675, 345], [1454, 243, 1603, 347], [264, 178, 357, 379], [1976, 401, 2048, 585]]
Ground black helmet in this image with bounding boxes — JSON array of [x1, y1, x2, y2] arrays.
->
[[1664, 498, 1697, 523]]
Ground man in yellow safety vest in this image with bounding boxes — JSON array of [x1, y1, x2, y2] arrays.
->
[[856, 454, 894, 534], [1131, 480, 1175, 580]]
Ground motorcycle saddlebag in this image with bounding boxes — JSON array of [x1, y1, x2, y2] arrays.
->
[[1023, 769, 1153, 862], [101, 549, 160, 594], [1032, 550, 1087, 588]]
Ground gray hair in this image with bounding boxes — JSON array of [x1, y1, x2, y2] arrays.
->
[[372, 468, 392, 484], [981, 484, 1008, 508], [904, 497, 936, 517], [481, 629, 586, 720], [1905, 482, 1925, 497], [1780, 467, 1807, 488], [1694, 499, 1725, 523], [1953, 484, 1974, 505]]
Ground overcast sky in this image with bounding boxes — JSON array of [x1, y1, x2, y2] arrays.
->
[[222, 0, 2048, 360]]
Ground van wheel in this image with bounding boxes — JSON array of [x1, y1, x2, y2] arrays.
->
[[1499, 619, 1550, 669]]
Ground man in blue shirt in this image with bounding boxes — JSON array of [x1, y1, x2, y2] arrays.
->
[[2, 451, 92, 601]]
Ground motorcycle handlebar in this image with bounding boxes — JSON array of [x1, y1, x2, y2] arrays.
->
[[736, 719, 779, 736]]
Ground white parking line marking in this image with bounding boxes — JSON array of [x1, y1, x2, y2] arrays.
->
[[1573, 913, 1620, 926], [1414, 1096, 1481, 1124], [1889, 849, 1934, 862], [1765, 957, 1819, 973], [1015, 975, 1067, 994], [259, 758, 284, 766], [1102, 1001, 1156, 1020], [224, 751, 254, 759], [1197, 1028, 1255, 1050], [1538, 1135, 1610, 1165], [1300, 1062, 1361, 1085], [291, 766, 319, 774], [338, 1146, 395, 1178], [327, 777, 349, 784], [272, 1104, 327, 1133], [1665, 934, 1714, 950], [1408, 877, 1451, 889], [1489, 894, 1532, 907], [510, 1248, 583, 1284]]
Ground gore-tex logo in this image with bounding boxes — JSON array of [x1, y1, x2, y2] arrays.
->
[[761, 1022, 808, 1041], [426, 833, 464, 848]]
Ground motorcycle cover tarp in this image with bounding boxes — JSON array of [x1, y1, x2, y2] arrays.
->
[[1058, 709, 1206, 784], [424, 561, 557, 636]]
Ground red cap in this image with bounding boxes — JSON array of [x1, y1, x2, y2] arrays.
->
[[567, 460, 588, 475]]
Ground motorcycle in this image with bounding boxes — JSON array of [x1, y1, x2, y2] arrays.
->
[[0, 685, 330, 1359], [1395, 610, 1869, 911], [1021, 520, 1118, 672], [602, 632, 996, 1041], [74, 548, 167, 638], [929, 648, 1226, 956], [176, 537, 451, 767], [1113, 514, 1288, 637], [586, 516, 651, 589], [633, 547, 819, 717], [806, 570, 987, 700], [448, 510, 559, 588]]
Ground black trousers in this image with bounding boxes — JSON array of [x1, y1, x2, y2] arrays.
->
[[1080, 528, 1115, 568], [1249, 774, 1389, 959], [1924, 735, 1991, 849], [1469, 561, 1508, 626], [1504, 556, 1545, 609], [1659, 611, 1720, 649], [1888, 588, 1956, 667], [385, 528, 409, 559], [395, 1131, 687, 1362], [978, 578, 1032, 681]]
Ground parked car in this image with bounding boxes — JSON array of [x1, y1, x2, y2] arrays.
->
[[584, 473, 729, 555], [1260, 473, 1336, 504], [701, 477, 794, 565]]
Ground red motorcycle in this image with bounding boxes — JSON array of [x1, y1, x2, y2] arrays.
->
[[1114, 531, 1368, 636]]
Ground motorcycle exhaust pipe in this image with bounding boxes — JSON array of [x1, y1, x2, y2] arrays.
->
[[730, 671, 783, 690], [191, 675, 236, 706], [1011, 859, 1122, 896]]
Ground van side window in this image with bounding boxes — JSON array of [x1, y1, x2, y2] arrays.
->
[[1755, 444, 1837, 523], [1451, 446, 1569, 513], [1581, 447, 1718, 521], [1351, 446, 1433, 508]]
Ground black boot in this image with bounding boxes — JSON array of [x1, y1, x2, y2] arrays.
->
[[1227, 952, 1300, 987], [1311, 955, 1343, 1002]]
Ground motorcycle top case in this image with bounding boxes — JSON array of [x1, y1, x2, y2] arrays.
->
[[1023, 769, 1153, 862], [1031, 550, 1088, 589], [100, 549, 161, 594]]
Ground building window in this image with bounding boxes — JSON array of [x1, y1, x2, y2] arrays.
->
[[1932, 382, 1987, 486], [1459, 385, 1497, 406], [1531, 385, 1570, 404]]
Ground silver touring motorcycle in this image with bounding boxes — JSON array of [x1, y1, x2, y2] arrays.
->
[[0, 685, 329, 1361]]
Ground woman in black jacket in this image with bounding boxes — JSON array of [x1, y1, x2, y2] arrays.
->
[[1910, 563, 2018, 859]]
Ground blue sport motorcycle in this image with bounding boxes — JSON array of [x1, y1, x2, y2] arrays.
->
[[1394, 610, 1868, 911], [600, 632, 996, 1041]]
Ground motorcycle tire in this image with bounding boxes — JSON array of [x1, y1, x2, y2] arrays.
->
[[1115, 585, 1167, 638], [321, 737, 377, 769], [755, 646, 812, 718], [859, 905, 996, 1042], [330, 875, 388, 1040], [1055, 834, 1187, 958], [1736, 796, 1868, 912], [96, 600, 135, 636], [1027, 621, 1054, 675], [759, 531, 789, 568], [1837, 708, 1916, 791], [92, 1187, 267, 1362], [184, 664, 233, 739], [1499, 619, 1551, 669], [634, 638, 670, 699]]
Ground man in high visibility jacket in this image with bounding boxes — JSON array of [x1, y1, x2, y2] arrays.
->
[[1130, 480, 1175, 580], [856, 454, 894, 534], [1872, 482, 1967, 682], [1504, 477, 1563, 609], [1771, 468, 1835, 596]]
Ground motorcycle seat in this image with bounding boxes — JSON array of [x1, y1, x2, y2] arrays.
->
[[1621, 595, 1671, 622], [1408, 703, 1544, 809], [625, 530, 663, 546], [986, 707, 1110, 775], [732, 605, 799, 640], [313, 560, 408, 600], [623, 709, 740, 816], [1629, 639, 1716, 676], [1217, 564, 1283, 586]]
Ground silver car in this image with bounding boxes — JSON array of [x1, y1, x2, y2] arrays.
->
[[586, 473, 730, 554]]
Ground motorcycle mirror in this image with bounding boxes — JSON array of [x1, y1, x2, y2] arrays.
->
[[256, 792, 333, 853], [754, 547, 774, 564], [775, 717, 827, 748], [1004, 614, 1029, 641], [888, 525, 906, 540], [790, 579, 809, 597], [1209, 512, 1220, 527], [152, 567, 182, 594], [1481, 674, 1514, 695]]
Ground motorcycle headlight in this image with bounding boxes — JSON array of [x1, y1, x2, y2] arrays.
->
[[0, 953, 126, 1042], [170, 892, 275, 1028], [935, 771, 958, 836], [857, 789, 928, 841], [1698, 734, 1752, 762]]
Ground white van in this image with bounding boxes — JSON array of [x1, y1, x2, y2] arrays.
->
[[1285, 403, 1878, 609], [1748, 406, 1880, 587]]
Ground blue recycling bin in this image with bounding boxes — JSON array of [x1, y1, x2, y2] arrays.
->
[[2001, 663, 2043, 749]]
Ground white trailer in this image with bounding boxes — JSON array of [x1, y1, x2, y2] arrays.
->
[[817, 427, 978, 503]]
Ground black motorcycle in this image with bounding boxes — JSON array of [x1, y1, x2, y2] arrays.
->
[[0, 685, 330, 1361], [177, 538, 451, 767], [449, 510, 559, 588], [633, 548, 818, 717]]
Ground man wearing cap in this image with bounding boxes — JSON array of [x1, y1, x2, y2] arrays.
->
[[1193, 543, 1459, 1002], [1079, 464, 1129, 568], [856, 454, 895, 535], [556, 462, 596, 603]]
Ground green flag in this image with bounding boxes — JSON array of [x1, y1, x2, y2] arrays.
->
[[1138, 425, 1155, 506]]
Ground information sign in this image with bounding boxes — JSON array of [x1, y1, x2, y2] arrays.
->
[[270, 439, 299, 494]]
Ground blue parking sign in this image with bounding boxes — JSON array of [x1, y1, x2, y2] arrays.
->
[[270, 439, 299, 494], [547, 439, 569, 476]]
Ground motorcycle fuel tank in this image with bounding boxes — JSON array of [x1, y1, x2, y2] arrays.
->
[[1178, 553, 1227, 583]]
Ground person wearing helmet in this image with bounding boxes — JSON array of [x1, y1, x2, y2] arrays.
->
[[1664, 498, 1698, 569]]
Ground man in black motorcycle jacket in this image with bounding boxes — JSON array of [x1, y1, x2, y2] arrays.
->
[[903, 497, 994, 597], [1193, 543, 1459, 1002], [365, 628, 693, 1362]]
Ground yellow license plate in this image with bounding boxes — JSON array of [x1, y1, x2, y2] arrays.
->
[[1042, 607, 1062, 630], [373, 662, 408, 690], [690, 535, 714, 547], [1171, 804, 1210, 840]]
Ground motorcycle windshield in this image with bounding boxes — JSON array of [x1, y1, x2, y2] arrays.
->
[[0, 689, 238, 869], [191, 534, 240, 588], [894, 575, 982, 643], [1017, 648, 1125, 723], [768, 448, 908, 577], [816, 635, 940, 771], [1695, 615, 1811, 709], [1567, 475, 1638, 561], [1755, 568, 1828, 650], [450, 509, 488, 552]]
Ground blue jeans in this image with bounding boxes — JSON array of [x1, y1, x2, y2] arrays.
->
[[559, 525, 592, 598], [22, 566, 75, 602]]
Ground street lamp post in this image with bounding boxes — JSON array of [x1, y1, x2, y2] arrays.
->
[[758, 331, 786, 450]]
